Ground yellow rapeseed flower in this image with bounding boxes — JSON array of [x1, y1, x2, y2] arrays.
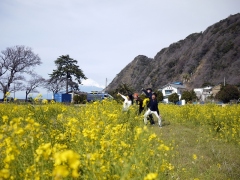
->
[[5, 92, 10, 97], [158, 144, 170, 151], [0, 168, 10, 179], [53, 165, 69, 179], [193, 154, 197, 160], [144, 173, 158, 180], [148, 133, 157, 141], [54, 150, 80, 171], [42, 99, 48, 104], [2, 116, 8, 123]]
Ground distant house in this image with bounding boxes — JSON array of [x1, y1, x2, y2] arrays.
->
[[159, 82, 186, 103], [194, 86, 213, 101]]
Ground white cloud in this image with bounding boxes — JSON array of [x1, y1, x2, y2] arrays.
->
[[81, 79, 105, 89]]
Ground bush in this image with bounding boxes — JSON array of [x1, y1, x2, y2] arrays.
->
[[73, 94, 87, 104], [181, 90, 197, 103], [155, 90, 164, 102], [215, 84, 240, 103], [168, 93, 179, 104]]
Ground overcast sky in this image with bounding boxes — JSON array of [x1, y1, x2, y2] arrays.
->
[[0, 0, 240, 97]]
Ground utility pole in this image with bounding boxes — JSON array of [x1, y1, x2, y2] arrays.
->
[[105, 78, 108, 89], [224, 77, 225, 86]]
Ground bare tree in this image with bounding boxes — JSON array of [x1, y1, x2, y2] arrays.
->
[[9, 80, 25, 98], [0, 45, 42, 98], [44, 78, 66, 98], [24, 74, 45, 101]]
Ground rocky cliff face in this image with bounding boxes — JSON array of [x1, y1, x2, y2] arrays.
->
[[107, 13, 240, 91]]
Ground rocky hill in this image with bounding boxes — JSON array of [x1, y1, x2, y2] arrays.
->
[[107, 13, 240, 92]]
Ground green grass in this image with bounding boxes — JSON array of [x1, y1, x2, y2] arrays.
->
[[149, 119, 240, 180]]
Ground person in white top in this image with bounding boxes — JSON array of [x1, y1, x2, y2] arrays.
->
[[118, 92, 133, 111]]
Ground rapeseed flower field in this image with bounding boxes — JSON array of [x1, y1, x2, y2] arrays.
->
[[0, 100, 239, 179]]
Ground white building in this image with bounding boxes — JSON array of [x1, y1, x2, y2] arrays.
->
[[159, 82, 186, 103], [194, 86, 213, 101]]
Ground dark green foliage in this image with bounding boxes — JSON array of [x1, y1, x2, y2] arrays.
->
[[155, 90, 164, 102], [73, 94, 87, 104], [190, 90, 198, 101], [181, 90, 197, 103], [181, 91, 191, 102], [168, 93, 179, 104], [49, 55, 87, 93], [215, 84, 240, 103]]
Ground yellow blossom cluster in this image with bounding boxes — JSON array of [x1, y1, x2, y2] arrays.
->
[[0, 100, 172, 179], [159, 104, 240, 144]]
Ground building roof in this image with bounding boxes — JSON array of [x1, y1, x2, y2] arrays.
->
[[160, 83, 186, 90]]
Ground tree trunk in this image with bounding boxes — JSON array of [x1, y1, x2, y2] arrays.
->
[[66, 73, 68, 94], [2, 86, 7, 99], [25, 91, 28, 102]]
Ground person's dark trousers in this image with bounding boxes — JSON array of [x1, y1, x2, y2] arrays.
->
[[139, 106, 144, 115], [149, 114, 155, 124]]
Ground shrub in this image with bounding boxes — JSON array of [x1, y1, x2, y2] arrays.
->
[[168, 93, 179, 104], [73, 94, 87, 104], [215, 84, 240, 103], [181, 90, 197, 103]]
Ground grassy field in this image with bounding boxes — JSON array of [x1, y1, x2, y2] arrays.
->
[[151, 104, 240, 179], [151, 121, 240, 179], [0, 100, 239, 179]]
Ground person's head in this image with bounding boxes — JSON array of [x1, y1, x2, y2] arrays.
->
[[133, 93, 139, 99], [146, 88, 152, 93], [152, 93, 157, 100]]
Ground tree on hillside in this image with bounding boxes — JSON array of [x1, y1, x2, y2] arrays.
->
[[168, 93, 179, 104], [24, 74, 45, 101], [0, 45, 41, 98], [182, 73, 190, 83], [49, 55, 87, 93], [215, 84, 240, 103]]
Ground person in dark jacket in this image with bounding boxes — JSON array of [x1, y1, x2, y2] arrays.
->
[[143, 92, 162, 127], [142, 88, 155, 124]]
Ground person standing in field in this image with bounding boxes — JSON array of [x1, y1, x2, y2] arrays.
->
[[142, 88, 155, 125], [118, 92, 133, 111], [143, 92, 162, 127], [133, 93, 144, 115]]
